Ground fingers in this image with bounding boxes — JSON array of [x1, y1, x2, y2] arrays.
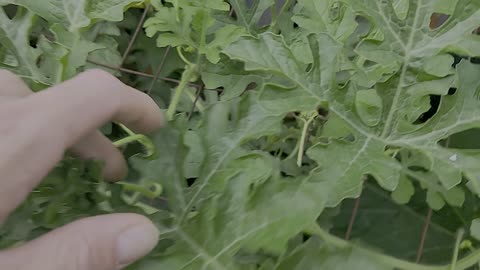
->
[[20, 69, 164, 149], [0, 69, 163, 220], [0, 214, 159, 270], [0, 70, 32, 97], [0, 70, 134, 181], [69, 131, 128, 181]]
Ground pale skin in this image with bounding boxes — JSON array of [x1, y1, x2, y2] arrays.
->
[[0, 69, 163, 270]]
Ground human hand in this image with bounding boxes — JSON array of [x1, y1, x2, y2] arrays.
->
[[0, 69, 163, 269]]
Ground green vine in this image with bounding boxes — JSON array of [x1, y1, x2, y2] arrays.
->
[[113, 123, 155, 157], [166, 64, 198, 121], [296, 111, 318, 167]]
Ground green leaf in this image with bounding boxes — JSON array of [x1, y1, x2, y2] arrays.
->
[[433, 0, 460, 14], [470, 219, 480, 241], [0, 8, 44, 82], [225, 32, 341, 114], [183, 130, 205, 179], [85, 35, 122, 76], [332, 184, 456, 263], [5, 1, 480, 269], [131, 123, 188, 216], [37, 35, 69, 83], [10, 0, 91, 31], [87, 0, 142, 22], [204, 24, 246, 63], [355, 89, 383, 127], [131, 94, 331, 269], [423, 55, 455, 77], [7, 0, 142, 31], [201, 60, 263, 100], [292, 0, 358, 42], [275, 238, 392, 270], [50, 24, 104, 80], [145, 0, 244, 64], [427, 190, 446, 210], [0, 1, 137, 83], [391, 176, 415, 205], [392, 0, 409, 20], [229, 0, 276, 32], [0, 157, 147, 248], [307, 136, 401, 206], [223, 1, 480, 207], [442, 186, 465, 207]]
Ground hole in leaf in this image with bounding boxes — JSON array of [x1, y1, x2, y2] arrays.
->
[[246, 82, 258, 91], [248, 183, 255, 193], [235, 83, 257, 98], [283, 112, 299, 126], [471, 57, 480, 64], [302, 233, 311, 242], [305, 63, 313, 72], [186, 178, 196, 187], [448, 88, 457, 95], [343, 134, 355, 142], [363, 60, 377, 68], [408, 165, 429, 172], [155, 238, 175, 253], [414, 95, 441, 124], [293, 22, 299, 28], [355, 16, 371, 37], [443, 129, 480, 149], [29, 37, 38, 48], [317, 107, 329, 118], [430, 13, 449, 29], [84, 192, 96, 204], [336, 71, 350, 87], [245, 0, 254, 8], [3, 5, 17, 20], [450, 53, 469, 68]]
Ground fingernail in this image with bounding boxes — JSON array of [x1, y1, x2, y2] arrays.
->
[[116, 223, 159, 267]]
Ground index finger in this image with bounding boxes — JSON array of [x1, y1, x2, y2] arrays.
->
[[20, 69, 164, 149]]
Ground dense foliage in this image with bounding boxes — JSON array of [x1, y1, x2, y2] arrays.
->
[[1, 0, 480, 269]]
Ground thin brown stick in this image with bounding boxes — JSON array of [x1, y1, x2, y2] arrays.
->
[[188, 84, 204, 121], [120, 4, 151, 66], [87, 59, 219, 91], [416, 208, 433, 263], [147, 47, 172, 95], [345, 195, 362, 240]]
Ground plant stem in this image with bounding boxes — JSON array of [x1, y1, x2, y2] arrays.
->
[[297, 115, 317, 167], [286, 142, 300, 160], [451, 229, 465, 270], [167, 65, 197, 121], [271, 2, 278, 25], [271, 0, 293, 31], [113, 134, 147, 147], [186, 87, 205, 112], [117, 123, 136, 136], [307, 224, 480, 270], [177, 47, 194, 66]]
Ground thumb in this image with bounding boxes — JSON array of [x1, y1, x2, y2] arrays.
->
[[0, 214, 159, 270]]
